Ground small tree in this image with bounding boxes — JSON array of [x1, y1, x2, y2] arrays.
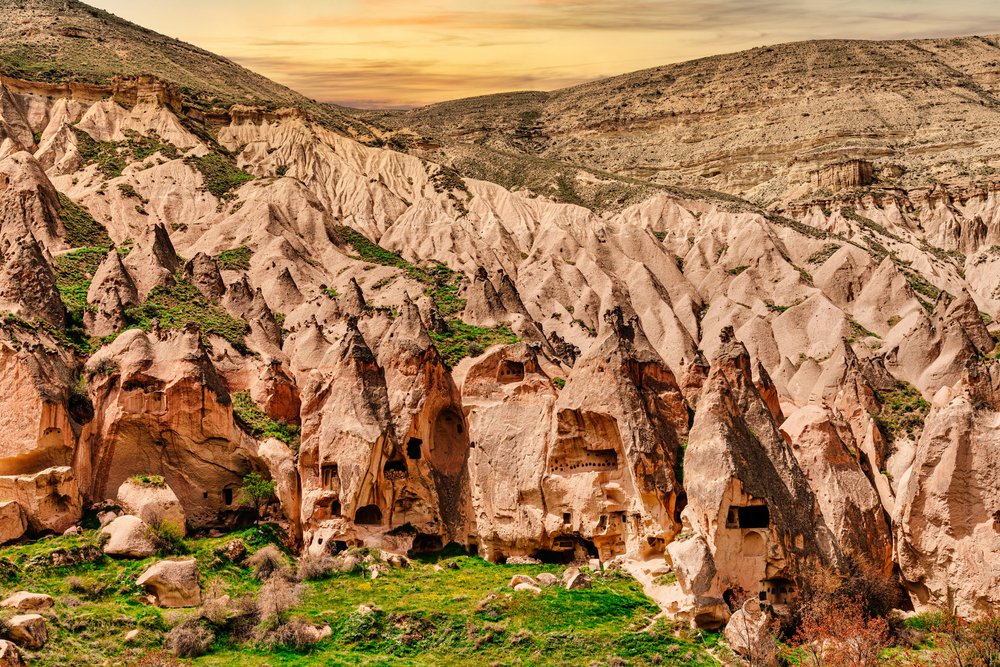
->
[[794, 595, 890, 667], [238, 472, 276, 526]]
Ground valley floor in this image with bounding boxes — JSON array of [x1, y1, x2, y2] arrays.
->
[[0, 527, 721, 666]]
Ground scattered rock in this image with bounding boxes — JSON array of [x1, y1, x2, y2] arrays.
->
[[0, 640, 23, 667], [536, 573, 559, 588], [0, 592, 53, 612], [213, 539, 248, 565], [6, 614, 46, 649], [509, 574, 536, 588], [123, 629, 140, 644], [513, 582, 542, 594], [116, 478, 187, 534], [0, 503, 26, 546], [136, 559, 201, 608], [382, 552, 410, 569], [565, 570, 592, 590], [101, 515, 157, 558], [62, 525, 81, 536]]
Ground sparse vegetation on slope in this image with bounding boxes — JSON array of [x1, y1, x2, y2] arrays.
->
[[336, 225, 518, 363], [875, 381, 931, 441], [57, 193, 111, 248], [125, 278, 249, 352], [232, 391, 300, 449], [53, 246, 105, 317], [186, 153, 254, 200], [216, 246, 253, 271]]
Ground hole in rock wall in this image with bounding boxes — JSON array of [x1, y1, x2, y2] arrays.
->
[[551, 410, 623, 475], [534, 537, 599, 564], [411, 533, 444, 554], [407, 438, 423, 460], [223, 488, 234, 506], [383, 459, 408, 479], [726, 504, 770, 529], [315, 498, 341, 520], [761, 578, 796, 605], [321, 464, 338, 489], [354, 504, 383, 525], [562, 512, 572, 525], [497, 360, 525, 383]]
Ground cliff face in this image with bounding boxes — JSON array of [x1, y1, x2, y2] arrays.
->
[[0, 8, 999, 626]]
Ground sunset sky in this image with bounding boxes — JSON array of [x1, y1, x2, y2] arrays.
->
[[88, 0, 1000, 108]]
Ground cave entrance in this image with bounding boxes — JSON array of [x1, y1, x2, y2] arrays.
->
[[354, 504, 383, 525], [497, 360, 525, 383], [315, 498, 341, 521], [407, 437, 423, 460], [761, 578, 796, 605], [726, 504, 770, 529], [411, 533, 444, 554], [383, 460, 408, 479]]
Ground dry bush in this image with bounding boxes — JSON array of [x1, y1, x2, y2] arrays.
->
[[297, 553, 335, 581], [931, 611, 1000, 667], [166, 621, 214, 658], [247, 544, 285, 580], [794, 595, 890, 667], [253, 616, 321, 650], [257, 574, 302, 624]]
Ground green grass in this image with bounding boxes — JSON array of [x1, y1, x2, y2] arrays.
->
[[429, 321, 519, 368], [217, 246, 253, 271], [130, 474, 166, 487], [53, 247, 107, 318], [232, 391, 300, 449], [186, 153, 254, 199], [847, 319, 880, 343], [57, 194, 111, 248], [0, 528, 717, 666], [125, 278, 250, 352], [875, 381, 931, 441]]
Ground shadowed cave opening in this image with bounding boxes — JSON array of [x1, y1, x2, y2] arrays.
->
[[533, 537, 598, 564], [726, 505, 770, 529], [354, 504, 383, 525]]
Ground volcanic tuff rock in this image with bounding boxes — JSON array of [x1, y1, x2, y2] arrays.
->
[[0, 0, 998, 633]]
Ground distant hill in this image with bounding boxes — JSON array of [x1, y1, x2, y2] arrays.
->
[[370, 35, 1000, 204]]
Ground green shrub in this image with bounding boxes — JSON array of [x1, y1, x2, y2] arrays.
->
[[147, 519, 187, 556], [552, 377, 566, 389]]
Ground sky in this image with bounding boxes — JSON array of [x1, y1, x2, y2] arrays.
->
[[87, 0, 1000, 108]]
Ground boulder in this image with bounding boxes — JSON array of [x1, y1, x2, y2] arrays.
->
[[565, 570, 592, 590], [116, 478, 186, 534], [0, 592, 53, 611], [513, 582, 542, 594], [0, 640, 23, 667], [6, 614, 46, 649], [136, 559, 201, 608], [213, 539, 247, 564], [536, 573, 559, 587], [724, 603, 774, 661], [0, 467, 81, 535], [509, 574, 536, 588], [123, 629, 140, 644], [0, 502, 26, 545], [101, 515, 157, 558]]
